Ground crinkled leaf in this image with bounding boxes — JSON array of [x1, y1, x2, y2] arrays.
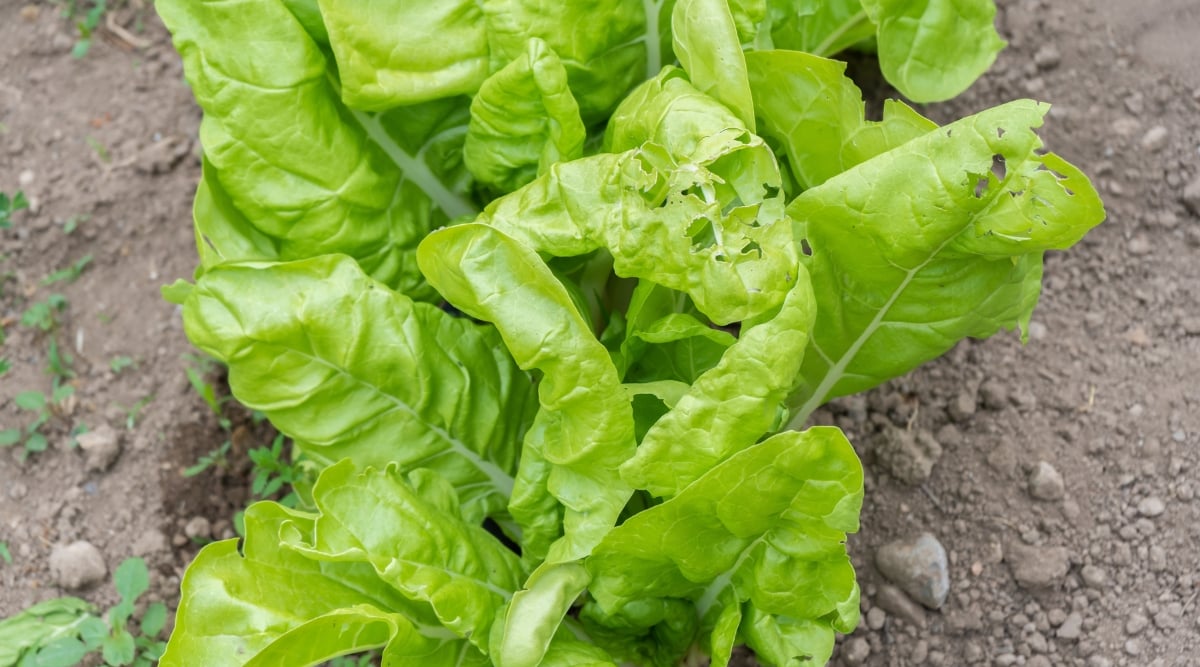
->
[[672, 0, 755, 131], [464, 38, 585, 193], [861, 0, 1006, 102], [319, 0, 489, 109], [764, 0, 875, 56], [589, 427, 862, 665], [485, 73, 796, 325], [787, 100, 1106, 421], [491, 562, 591, 667], [158, 0, 474, 296], [283, 462, 527, 654], [742, 605, 839, 667], [577, 597, 697, 667], [418, 223, 635, 564], [622, 273, 815, 498], [624, 313, 736, 385], [160, 485, 484, 666], [180, 255, 536, 522], [746, 50, 936, 190]]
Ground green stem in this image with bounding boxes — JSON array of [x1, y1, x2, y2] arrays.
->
[[812, 9, 870, 58]]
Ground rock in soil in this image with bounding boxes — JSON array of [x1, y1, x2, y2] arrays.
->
[[1005, 541, 1071, 589], [48, 541, 107, 590], [1183, 174, 1200, 216], [1027, 461, 1066, 501], [76, 424, 122, 472], [873, 426, 943, 485], [841, 637, 871, 665], [873, 582, 927, 628], [875, 532, 950, 609]]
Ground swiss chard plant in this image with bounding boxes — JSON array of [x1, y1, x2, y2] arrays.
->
[[155, 0, 1104, 665]]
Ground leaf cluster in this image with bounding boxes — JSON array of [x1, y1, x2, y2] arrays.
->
[[152, 0, 1104, 665]]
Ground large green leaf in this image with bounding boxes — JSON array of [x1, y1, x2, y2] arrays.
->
[[180, 255, 536, 522], [283, 463, 527, 655], [588, 427, 863, 666], [464, 38, 586, 194], [746, 49, 936, 190], [763, 0, 875, 57], [0, 598, 95, 667], [418, 224, 635, 563], [786, 100, 1105, 424], [861, 0, 1006, 102], [672, 0, 755, 131], [621, 273, 816, 498], [158, 0, 475, 296], [161, 497, 476, 667]]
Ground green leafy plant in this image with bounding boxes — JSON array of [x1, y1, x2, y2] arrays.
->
[[20, 293, 68, 332], [69, 0, 108, 58], [109, 355, 135, 374], [0, 190, 27, 229], [0, 558, 167, 667], [155, 0, 1104, 665], [0, 384, 74, 458]]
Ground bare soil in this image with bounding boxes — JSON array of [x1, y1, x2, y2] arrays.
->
[[1, 1, 1197, 666]]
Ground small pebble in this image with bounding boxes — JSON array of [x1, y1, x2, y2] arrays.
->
[[1080, 565, 1108, 589], [48, 541, 107, 590], [866, 607, 887, 630], [1057, 611, 1084, 640], [1183, 175, 1200, 216], [1006, 542, 1071, 589], [1028, 461, 1065, 501], [184, 516, 212, 540], [1033, 45, 1061, 69], [841, 637, 870, 666], [17, 169, 35, 187], [874, 583, 927, 629], [875, 533, 951, 609], [1140, 126, 1169, 152], [1137, 497, 1165, 517], [1126, 613, 1149, 636], [1125, 639, 1142, 656]]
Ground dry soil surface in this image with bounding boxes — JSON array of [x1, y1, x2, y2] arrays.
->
[[0, 1, 1198, 666]]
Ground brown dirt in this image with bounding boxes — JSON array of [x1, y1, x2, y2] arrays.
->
[[0, 1, 1197, 666]]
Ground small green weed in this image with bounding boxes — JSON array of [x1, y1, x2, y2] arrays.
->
[[0, 190, 28, 229], [42, 254, 93, 286], [0, 557, 167, 666], [21, 293, 68, 331], [69, 0, 108, 59], [0, 383, 75, 459], [109, 355, 134, 374], [182, 439, 230, 478], [117, 395, 154, 430], [0, 542, 11, 565], [248, 433, 302, 506]]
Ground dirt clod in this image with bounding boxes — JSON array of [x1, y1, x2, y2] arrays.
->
[[873, 426, 943, 485], [1006, 542, 1071, 589], [76, 424, 122, 472], [48, 541, 107, 590], [1027, 461, 1066, 501]]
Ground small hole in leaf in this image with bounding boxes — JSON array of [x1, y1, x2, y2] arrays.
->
[[741, 240, 762, 258], [991, 154, 1007, 180], [997, 127, 1006, 138], [800, 239, 813, 256], [974, 177, 990, 198], [687, 216, 718, 249], [763, 183, 780, 199]]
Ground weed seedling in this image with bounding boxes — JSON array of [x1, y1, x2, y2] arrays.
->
[[70, 0, 108, 58], [248, 433, 303, 506], [47, 338, 75, 382], [1, 384, 75, 459], [117, 394, 153, 430], [0, 557, 167, 666], [109, 355, 134, 374], [42, 254, 93, 286], [0, 542, 11, 565], [182, 439, 230, 477], [21, 293, 68, 331], [0, 190, 28, 229]]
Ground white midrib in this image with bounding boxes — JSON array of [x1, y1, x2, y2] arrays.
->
[[298, 350, 516, 498], [643, 0, 663, 79], [349, 109, 477, 220], [787, 233, 958, 430], [694, 535, 764, 619]]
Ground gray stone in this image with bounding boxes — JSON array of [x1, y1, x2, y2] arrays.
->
[[49, 541, 107, 589], [1006, 542, 1071, 589], [1140, 126, 1170, 152], [841, 637, 870, 666], [1080, 564, 1108, 590], [876, 533, 950, 609], [1183, 175, 1200, 217], [1125, 613, 1149, 635], [865, 606, 887, 630], [874, 426, 943, 486], [873, 583, 927, 629], [1137, 496, 1166, 517], [1028, 461, 1065, 501], [1057, 611, 1084, 640], [184, 516, 212, 540], [1033, 45, 1061, 70], [76, 424, 121, 472]]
